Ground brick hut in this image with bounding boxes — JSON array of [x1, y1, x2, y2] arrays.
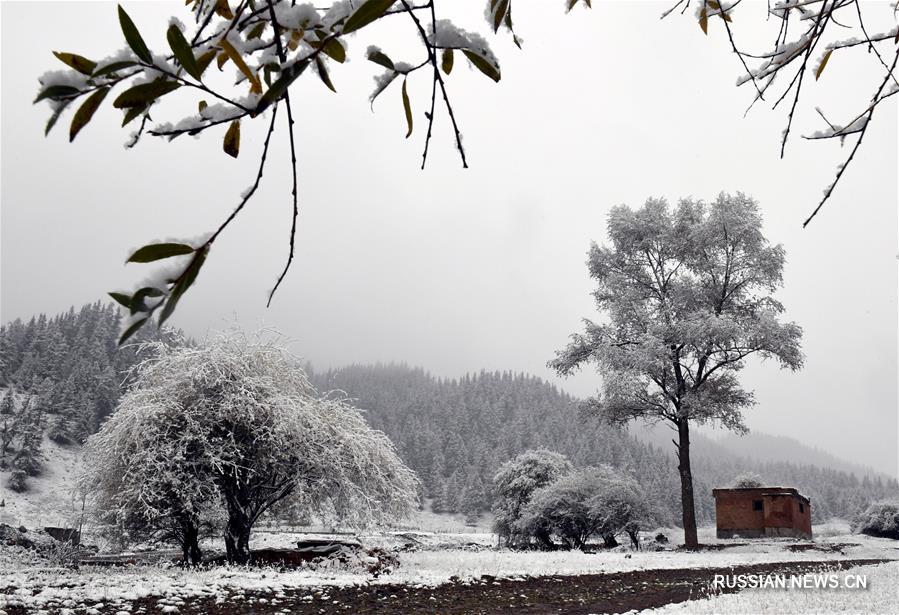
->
[[713, 487, 812, 539]]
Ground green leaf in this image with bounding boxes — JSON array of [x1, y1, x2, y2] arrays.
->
[[441, 48, 453, 75], [315, 57, 336, 93], [167, 24, 203, 81], [256, 60, 309, 113], [246, 22, 267, 40], [69, 87, 110, 142], [45, 100, 73, 136], [127, 242, 195, 263], [53, 52, 97, 76], [462, 50, 501, 82], [113, 80, 181, 108], [118, 5, 153, 64], [815, 49, 833, 81], [491, 0, 509, 33], [34, 85, 80, 104], [121, 104, 148, 127], [158, 248, 207, 326], [401, 78, 412, 138], [108, 292, 133, 308], [343, 0, 395, 35], [367, 48, 394, 70], [119, 315, 150, 344], [196, 50, 218, 76], [92, 60, 138, 78], [316, 33, 346, 63], [370, 71, 397, 108], [130, 287, 165, 314], [223, 120, 240, 158]]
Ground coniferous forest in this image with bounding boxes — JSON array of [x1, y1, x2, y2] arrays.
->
[[1, 301, 895, 524]]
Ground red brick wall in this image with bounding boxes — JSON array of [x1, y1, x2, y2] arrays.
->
[[714, 490, 766, 532], [713, 488, 812, 539]]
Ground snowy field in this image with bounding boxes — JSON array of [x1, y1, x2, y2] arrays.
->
[[1, 523, 897, 613], [638, 561, 899, 615]]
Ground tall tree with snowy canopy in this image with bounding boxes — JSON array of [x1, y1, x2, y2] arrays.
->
[[33, 0, 591, 343], [549, 193, 803, 549], [80, 332, 419, 564]]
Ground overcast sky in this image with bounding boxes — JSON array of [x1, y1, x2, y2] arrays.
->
[[2, 1, 897, 477]]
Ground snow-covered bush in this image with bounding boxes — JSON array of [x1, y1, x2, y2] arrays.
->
[[731, 472, 764, 489], [81, 332, 419, 564], [491, 449, 572, 548], [852, 499, 899, 540], [515, 466, 651, 551]]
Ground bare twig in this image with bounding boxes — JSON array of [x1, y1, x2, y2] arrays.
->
[[266, 0, 301, 306]]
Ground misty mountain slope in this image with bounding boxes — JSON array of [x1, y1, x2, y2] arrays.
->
[[310, 364, 898, 525], [310, 363, 689, 525], [0, 302, 178, 491], [0, 436, 84, 528], [631, 424, 891, 481], [1, 303, 895, 528]]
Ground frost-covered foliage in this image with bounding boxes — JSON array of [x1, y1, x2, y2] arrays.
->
[[731, 472, 764, 489], [550, 192, 803, 549], [515, 466, 651, 551], [852, 499, 899, 540], [35, 1, 590, 341], [491, 449, 572, 547], [80, 331, 419, 563], [665, 0, 898, 225]]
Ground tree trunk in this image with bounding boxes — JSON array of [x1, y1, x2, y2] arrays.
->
[[626, 529, 640, 550], [602, 533, 618, 548], [535, 527, 555, 550], [677, 419, 699, 549], [225, 512, 253, 564], [181, 521, 202, 566]]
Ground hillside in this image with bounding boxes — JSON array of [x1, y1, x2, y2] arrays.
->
[[311, 363, 899, 524], [1, 302, 895, 528], [0, 436, 84, 528], [631, 424, 891, 481]]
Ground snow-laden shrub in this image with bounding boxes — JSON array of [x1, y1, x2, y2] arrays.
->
[[515, 465, 652, 550], [731, 472, 765, 488], [852, 500, 899, 540], [491, 449, 572, 548], [80, 332, 420, 564]]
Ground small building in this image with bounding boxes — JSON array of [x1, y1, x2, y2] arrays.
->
[[713, 487, 812, 540]]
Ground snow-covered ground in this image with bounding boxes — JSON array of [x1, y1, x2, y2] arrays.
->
[[1, 525, 896, 613], [639, 561, 899, 614], [0, 437, 85, 529]]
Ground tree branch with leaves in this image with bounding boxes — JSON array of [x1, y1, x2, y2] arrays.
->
[[36, 0, 591, 343], [666, 0, 898, 226]]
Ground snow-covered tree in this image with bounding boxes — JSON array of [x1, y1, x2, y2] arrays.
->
[[515, 465, 649, 550], [550, 193, 803, 549], [852, 499, 899, 540], [80, 332, 419, 564], [491, 449, 572, 548], [0, 388, 14, 416], [731, 472, 764, 489]]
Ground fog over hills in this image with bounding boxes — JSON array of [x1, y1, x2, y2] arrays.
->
[[632, 425, 895, 482]]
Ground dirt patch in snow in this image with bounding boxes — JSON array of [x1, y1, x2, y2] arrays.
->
[[4, 558, 888, 614]]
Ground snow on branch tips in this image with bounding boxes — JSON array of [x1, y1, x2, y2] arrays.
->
[[79, 331, 420, 565], [663, 0, 899, 226], [36, 0, 591, 340]]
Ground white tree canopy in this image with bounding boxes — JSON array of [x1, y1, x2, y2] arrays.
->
[[80, 332, 420, 538]]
